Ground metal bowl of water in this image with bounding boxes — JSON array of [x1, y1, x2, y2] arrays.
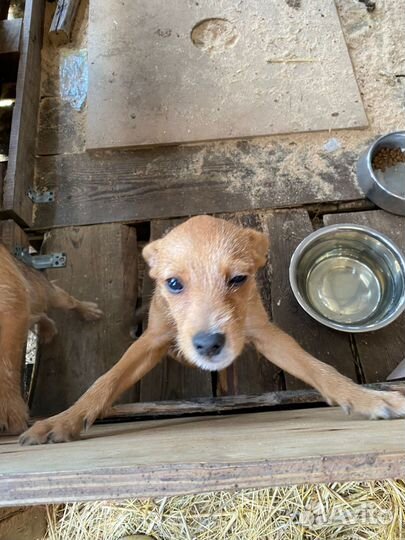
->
[[357, 131, 405, 215], [289, 224, 405, 332]]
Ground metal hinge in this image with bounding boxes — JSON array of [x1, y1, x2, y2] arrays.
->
[[14, 247, 67, 270], [26, 188, 55, 203]]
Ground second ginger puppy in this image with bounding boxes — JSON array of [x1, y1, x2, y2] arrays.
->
[[0, 244, 102, 435], [21, 216, 405, 444]]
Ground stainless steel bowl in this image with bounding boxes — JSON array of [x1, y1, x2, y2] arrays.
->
[[357, 131, 405, 215], [289, 224, 405, 332]]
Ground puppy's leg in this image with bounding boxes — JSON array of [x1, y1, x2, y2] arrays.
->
[[249, 303, 405, 419], [49, 284, 103, 320], [20, 330, 170, 445], [36, 313, 58, 343], [0, 312, 30, 434]]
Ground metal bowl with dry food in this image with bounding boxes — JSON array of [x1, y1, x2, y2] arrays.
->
[[289, 224, 405, 333], [357, 131, 405, 215]]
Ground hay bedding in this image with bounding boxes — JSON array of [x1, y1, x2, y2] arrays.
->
[[44, 480, 405, 540]]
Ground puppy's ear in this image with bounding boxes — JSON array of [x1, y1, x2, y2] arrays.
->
[[245, 229, 270, 268], [142, 239, 162, 276]]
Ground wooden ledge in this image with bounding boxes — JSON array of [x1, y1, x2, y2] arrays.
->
[[1, 408, 405, 506]]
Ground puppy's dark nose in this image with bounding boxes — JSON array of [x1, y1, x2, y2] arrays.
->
[[193, 332, 225, 357]]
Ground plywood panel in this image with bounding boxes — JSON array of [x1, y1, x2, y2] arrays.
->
[[87, 0, 367, 150], [2, 408, 405, 505], [324, 210, 405, 383]]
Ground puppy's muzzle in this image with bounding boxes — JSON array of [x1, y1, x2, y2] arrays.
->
[[192, 331, 225, 357]]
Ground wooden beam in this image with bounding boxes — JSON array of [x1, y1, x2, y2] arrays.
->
[[105, 381, 405, 419], [0, 18, 21, 55], [2, 0, 44, 225], [32, 142, 363, 229], [2, 407, 405, 505], [49, 0, 81, 45]]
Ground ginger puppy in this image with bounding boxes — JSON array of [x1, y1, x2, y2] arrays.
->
[[0, 244, 102, 435], [21, 216, 405, 445]]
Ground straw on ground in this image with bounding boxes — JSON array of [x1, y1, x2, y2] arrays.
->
[[44, 480, 405, 540]]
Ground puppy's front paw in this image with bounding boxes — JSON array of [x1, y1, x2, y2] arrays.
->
[[0, 396, 28, 435], [340, 388, 405, 420], [19, 412, 84, 445], [77, 301, 104, 321]]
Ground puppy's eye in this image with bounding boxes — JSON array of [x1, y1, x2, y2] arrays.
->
[[228, 275, 248, 287], [166, 277, 184, 294]]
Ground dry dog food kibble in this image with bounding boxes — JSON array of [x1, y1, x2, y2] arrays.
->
[[372, 146, 405, 172]]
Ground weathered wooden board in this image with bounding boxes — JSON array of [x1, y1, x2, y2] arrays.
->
[[324, 210, 405, 383], [218, 213, 284, 396], [87, 0, 366, 149], [33, 143, 363, 229], [139, 219, 213, 401], [2, 408, 405, 506], [30, 224, 139, 417], [0, 18, 21, 55], [108, 382, 405, 420], [0, 219, 28, 251], [49, 0, 81, 45], [267, 210, 358, 389], [2, 0, 44, 225], [36, 97, 85, 155]]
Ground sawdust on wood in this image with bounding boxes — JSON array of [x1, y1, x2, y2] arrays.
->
[[38, 0, 405, 204]]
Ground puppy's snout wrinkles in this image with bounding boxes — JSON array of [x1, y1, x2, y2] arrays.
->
[[192, 331, 225, 357]]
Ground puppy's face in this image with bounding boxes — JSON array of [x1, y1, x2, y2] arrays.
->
[[143, 216, 269, 371]]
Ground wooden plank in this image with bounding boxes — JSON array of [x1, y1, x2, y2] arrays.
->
[[324, 210, 405, 383], [30, 224, 138, 417], [218, 212, 283, 396], [0, 18, 20, 82], [36, 97, 85, 155], [0, 219, 28, 251], [2, 408, 405, 505], [266, 210, 358, 390], [106, 381, 405, 420], [32, 144, 363, 229], [49, 0, 81, 45], [0, 18, 21, 54], [2, 0, 44, 225], [139, 219, 213, 401]]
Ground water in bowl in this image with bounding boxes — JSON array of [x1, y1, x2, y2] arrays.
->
[[306, 252, 382, 324]]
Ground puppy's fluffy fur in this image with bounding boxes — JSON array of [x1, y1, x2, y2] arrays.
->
[[20, 216, 405, 445], [0, 244, 102, 435]]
